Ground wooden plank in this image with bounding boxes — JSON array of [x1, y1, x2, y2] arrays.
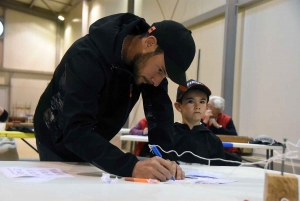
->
[[217, 135, 249, 143]]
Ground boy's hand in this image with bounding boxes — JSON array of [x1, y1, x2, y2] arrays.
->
[[132, 156, 184, 181]]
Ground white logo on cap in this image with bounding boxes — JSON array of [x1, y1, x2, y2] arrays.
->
[[187, 80, 203, 88]]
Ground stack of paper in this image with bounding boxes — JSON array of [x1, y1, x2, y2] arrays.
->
[[0, 167, 73, 183], [165, 170, 237, 184]]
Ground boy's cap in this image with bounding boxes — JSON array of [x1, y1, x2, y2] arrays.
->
[[176, 79, 211, 102], [148, 20, 196, 88]]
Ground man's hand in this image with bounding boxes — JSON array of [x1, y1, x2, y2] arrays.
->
[[142, 127, 148, 135], [209, 118, 220, 128], [132, 157, 185, 181]]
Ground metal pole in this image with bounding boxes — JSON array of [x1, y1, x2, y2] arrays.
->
[[221, 0, 238, 116], [196, 49, 201, 81]]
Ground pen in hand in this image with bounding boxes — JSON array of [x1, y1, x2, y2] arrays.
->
[[152, 146, 176, 181]]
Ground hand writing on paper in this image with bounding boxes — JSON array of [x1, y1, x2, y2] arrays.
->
[[132, 157, 185, 181]]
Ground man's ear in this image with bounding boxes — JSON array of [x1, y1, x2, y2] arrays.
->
[[142, 36, 158, 52], [174, 102, 182, 113]]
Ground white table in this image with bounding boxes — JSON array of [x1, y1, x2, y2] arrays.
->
[[0, 128, 131, 153], [119, 128, 130, 134], [120, 135, 148, 142], [120, 135, 283, 149], [120, 135, 283, 169], [0, 161, 298, 201]]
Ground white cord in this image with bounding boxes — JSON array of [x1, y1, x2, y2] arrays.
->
[[149, 143, 299, 169]]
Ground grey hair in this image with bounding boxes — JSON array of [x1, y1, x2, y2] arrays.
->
[[209, 96, 225, 112]]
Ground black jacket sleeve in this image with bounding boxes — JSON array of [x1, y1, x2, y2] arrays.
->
[[61, 52, 138, 177], [142, 78, 176, 161]]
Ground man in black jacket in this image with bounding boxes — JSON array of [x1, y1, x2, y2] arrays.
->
[[34, 13, 195, 181], [150, 79, 226, 165]]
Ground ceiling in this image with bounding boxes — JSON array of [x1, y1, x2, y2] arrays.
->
[[0, 0, 82, 21]]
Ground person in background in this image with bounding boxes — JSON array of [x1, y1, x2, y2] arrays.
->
[[0, 106, 8, 122], [0, 106, 19, 161], [129, 118, 150, 157], [202, 96, 238, 136], [202, 96, 241, 158], [149, 79, 227, 165], [34, 13, 196, 181]]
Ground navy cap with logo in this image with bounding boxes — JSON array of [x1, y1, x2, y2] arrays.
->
[[176, 79, 211, 102], [148, 20, 196, 88]]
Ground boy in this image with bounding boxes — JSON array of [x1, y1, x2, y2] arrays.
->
[[173, 79, 226, 165], [150, 79, 226, 165]]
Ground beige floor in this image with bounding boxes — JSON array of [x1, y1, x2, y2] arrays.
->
[[16, 138, 39, 159]]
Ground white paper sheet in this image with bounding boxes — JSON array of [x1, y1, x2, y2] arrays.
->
[[0, 167, 73, 178], [164, 170, 237, 185], [14, 178, 56, 183], [195, 177, 237, 184], [185, 170, 224, 179], [164, 177, 237, 185]]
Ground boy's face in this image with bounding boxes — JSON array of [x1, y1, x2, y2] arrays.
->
[[175, 89, 208, 125]]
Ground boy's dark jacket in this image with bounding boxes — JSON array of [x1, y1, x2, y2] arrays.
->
[[151, 122, 227, 165], [34, 13, 175, 177]]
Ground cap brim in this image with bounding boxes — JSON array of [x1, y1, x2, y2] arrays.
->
[[164, 54, 187, 88]]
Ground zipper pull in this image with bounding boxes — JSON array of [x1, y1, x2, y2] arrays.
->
[[130, 84, 132, 97], [111, 64, 118, 70]]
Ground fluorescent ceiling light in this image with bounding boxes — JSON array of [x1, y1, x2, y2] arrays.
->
[[0, 21, 3, 36], [72, 18, 82, 22], [58, 15, 65, 21]]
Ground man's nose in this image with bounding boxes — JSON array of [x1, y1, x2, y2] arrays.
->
[[151, 74, 166, 87]]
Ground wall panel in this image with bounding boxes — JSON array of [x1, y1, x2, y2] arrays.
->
[[3, 9, 56, 72], [239, 0, 300, 154]]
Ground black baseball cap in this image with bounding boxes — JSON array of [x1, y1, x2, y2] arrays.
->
[[148, 20, 196, 88], [176, 79, 211, 102]]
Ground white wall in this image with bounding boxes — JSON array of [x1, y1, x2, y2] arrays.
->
[[10, 74, 50, 116], [3, 9, 56, 72], [63, 2, 82, 55], [62, 0, 128, 58], [88, 0, 128, 26], [238, 0, 300, 154], [135, 0, 225, 24], [0, 9, 55, 116]]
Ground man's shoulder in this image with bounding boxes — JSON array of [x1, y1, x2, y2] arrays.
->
[[220, 113, 232, 119]]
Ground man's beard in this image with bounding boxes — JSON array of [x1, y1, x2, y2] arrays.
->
[[132, 52, 155, 85]]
